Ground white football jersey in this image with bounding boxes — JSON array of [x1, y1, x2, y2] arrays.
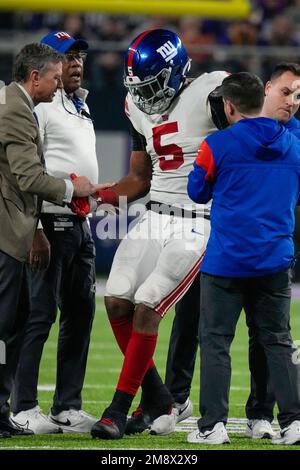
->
[[126, 71, 228, 215]]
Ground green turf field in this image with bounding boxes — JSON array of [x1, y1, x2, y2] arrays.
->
[[0, 298, 299, 451]]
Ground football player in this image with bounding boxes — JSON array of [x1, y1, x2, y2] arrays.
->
[[88, 29, 228, 440]]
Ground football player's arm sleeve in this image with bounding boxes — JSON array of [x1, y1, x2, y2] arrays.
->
[[187, 140, 216, 204], [130, 122, 147, 151], [108, 100, 151, 202]]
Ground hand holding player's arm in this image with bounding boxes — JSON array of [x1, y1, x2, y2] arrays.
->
[[68, 151, 152, 216], [91, 150, 152, 206], [71, 175, 97, 197], [69, 176, 117, 216]]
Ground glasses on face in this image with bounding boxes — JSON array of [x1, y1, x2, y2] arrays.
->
[[64, 51, 87, 62]]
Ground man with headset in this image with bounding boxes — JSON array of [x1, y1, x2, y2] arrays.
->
[[11, 32, 99, 434]]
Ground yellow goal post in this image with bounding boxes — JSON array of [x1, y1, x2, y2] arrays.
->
[[0, 1, 251, 19]]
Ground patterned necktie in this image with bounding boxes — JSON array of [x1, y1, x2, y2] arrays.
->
[[33, 111, 39, 126], [72, 94, 84, 113]]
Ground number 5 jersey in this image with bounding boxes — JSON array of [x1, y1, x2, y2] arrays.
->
[[125, 70, 228, 216]]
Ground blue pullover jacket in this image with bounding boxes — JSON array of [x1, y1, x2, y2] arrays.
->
[[188, 117, 300, 277]]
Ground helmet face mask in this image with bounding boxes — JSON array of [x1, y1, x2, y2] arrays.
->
[[124, 29, 190, 115], [125, 67, 175, 115]]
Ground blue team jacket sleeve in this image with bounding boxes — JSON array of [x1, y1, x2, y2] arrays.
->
[[187, 139, 216, 204]]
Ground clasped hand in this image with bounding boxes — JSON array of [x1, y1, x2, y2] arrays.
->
[[68, 173, 115, 216]]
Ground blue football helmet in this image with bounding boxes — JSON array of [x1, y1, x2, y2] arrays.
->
[[124, 29, 191, 115]]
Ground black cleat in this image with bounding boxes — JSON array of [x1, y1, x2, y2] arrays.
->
[[125, 407, 152, 435], [91, 409, 127, 440], [0, 417, 33, 436], [125, 403, 174, 435]]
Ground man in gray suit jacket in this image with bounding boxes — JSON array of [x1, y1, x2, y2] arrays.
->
[[0, 43, 100, 438]]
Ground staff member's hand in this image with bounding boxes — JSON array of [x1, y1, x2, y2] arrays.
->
[[71, 174, 100, 197], [69, 175, 117, 216], [28, 229, 51, 271]]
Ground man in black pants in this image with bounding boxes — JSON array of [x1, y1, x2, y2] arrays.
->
[[11, 32, 104, 434], [0, 43, 97, 439], [165, 275, 199, 420], [187, 72, 300, 445]]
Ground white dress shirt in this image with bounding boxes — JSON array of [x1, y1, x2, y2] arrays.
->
[[35, 87, 99, 214], [16, 82, 73, 204]]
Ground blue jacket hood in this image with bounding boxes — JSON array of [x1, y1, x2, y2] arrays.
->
[[230, 117, 294, 161], [284, 116, 300, 139]]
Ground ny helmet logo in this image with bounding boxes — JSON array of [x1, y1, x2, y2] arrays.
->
[[156, 41, 177, 63], [54, 32, 71, 41]]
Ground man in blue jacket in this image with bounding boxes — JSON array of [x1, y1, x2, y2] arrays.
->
[[187, 72, 300, 445], [263, 63, 300, 283], [245, 62, 300, 438]]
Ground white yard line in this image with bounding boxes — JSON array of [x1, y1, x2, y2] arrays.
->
[[0, 417, 280, 450], [38, 384, 116, 391], [175, 417, 279, 433], [37, 384, 249, 392], [38, 400, 108, 404]]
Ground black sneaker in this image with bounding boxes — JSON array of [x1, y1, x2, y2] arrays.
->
[[0, 430, 11, 439], [91, 408, 127, 440], [125, 406, 152, 435], [125, 403, 174, 435], [0, 417, 33, 436]]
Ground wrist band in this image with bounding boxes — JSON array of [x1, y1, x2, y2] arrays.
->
[[95, 189, 118, 206]]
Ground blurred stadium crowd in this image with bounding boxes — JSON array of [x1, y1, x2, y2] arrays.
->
[[1, 0, 300, 131]]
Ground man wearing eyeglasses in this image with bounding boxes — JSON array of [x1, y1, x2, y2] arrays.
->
[[11, 31, 100, 434]]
